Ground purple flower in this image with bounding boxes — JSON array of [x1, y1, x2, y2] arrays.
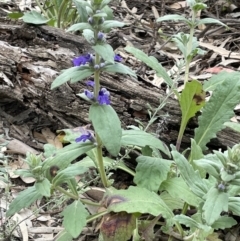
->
[[98, 32, 105, 40], [84, 90, 94, 99], [76, 132, 92, 142], [86, 80, 95, 87], [73, 54, 93, 66], [114, 54, 122, 62], [97, 88, 110, 105]]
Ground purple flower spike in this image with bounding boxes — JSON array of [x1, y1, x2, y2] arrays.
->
[[86, 80, 95, 87], [73, 54, 93, 66], [97, 88, 110, 105], [76, 132, 92, 143], [114, 54, 122, 62], [84, 90, 94, 99]]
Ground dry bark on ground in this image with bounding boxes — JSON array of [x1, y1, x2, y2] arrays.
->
[[0, 23, 239, 152]]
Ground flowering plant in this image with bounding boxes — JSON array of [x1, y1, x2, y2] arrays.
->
[[6, 0, 240, 241]]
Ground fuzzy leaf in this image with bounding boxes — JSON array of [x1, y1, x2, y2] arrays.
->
[[90, 104, 122, 156], [228, 197, 240, 215], [194, 77, 240, 150], [103, 63, 136, 77], [125, 46, 173, 86], [134, 156, 172, 192], [62, 200, 89, 238], [160, 177, 202, 207], [92, 44, 115, 63], [35, 178, 51, 197], [22, 10, 50, 24], [211, 216, 237, 230], [42, 142, 95, 171], [51, 66, 93, 89], [202, 187, 229, 225], [106, 186, 174, 219], [7, 186, 42, 217], [52, 165, 89, 186], [157, 14, 188, 23], [197, 18, 227, 28], [171, 150, 208, 198], [121, 130, 170, 157], [67, 23, 93, 32], [101, 20, 125, 30]]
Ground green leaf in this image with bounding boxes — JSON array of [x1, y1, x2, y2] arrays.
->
[[194, 77, 240, 150], [90, 104, 122, 156], [54, 230, 73, 241], [92, 44, 115, 63], [178, 80, 205, 149], [202, 187, 229, 225], [203, 72, 240, 92], [7, 187, 42, 217], [35, 178, 51, 197], [121, 130, 170, 157], [52, 164, 89, 186], [125, 46, 173, 86], [174, 214, 204, 230], [100, 0, 111, 9], [160, 192, 184, 210], [51, 66, 93, 89], [72, 0, 89, 22], [42, 142, 95, 171], [67, 23, 93, 32], [8, 12, 23, 19], [160, 177, 202, 207], [134, 156, 172, 192], [106, 186, 174, 220], [224, 122, 240, 133], [22, 10, 50, 24], [212, 216, 237, 230], [194, 158, 222, 179], [171, 150, 208, 198], [197, 18, 227, 28], [62, 200, 89, 238], [101, 20, 125, 30], [157, 14, 188, 23], [103, 63, 137, 77], [228, 197, 240, 215]]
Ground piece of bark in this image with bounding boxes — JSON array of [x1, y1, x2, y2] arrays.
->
[[0, 23, 239, 152]]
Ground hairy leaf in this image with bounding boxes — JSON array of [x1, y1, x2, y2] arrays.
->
[[35, 178, 51, 197], [125, 46, 173, 86], [67, 23, 93, 32], [90, 104, 122, 156], [134, 156, 172, 192], [103, 63, 136, 77], [92, 44, 115, 63], [22, 10, 50, 24], [106, 186, 174, 220], [7, 187, 42, 217], [121, 130, 170, 157], [160, 177, 202, 207], [62, 200, 89, 238], [51, 66, 93, 89], [202, 187, 229, 225], [228, 197, 240, 215], [171, 150, 208, 198], [212, 216, 237, 230], [42, 142, 95, 171], [194, 77, 240, 150]]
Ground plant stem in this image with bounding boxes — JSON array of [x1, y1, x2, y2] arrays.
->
[[96, 134, 109, 187], [56, 186, 101, 206], [94, 53, 101, 96]]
